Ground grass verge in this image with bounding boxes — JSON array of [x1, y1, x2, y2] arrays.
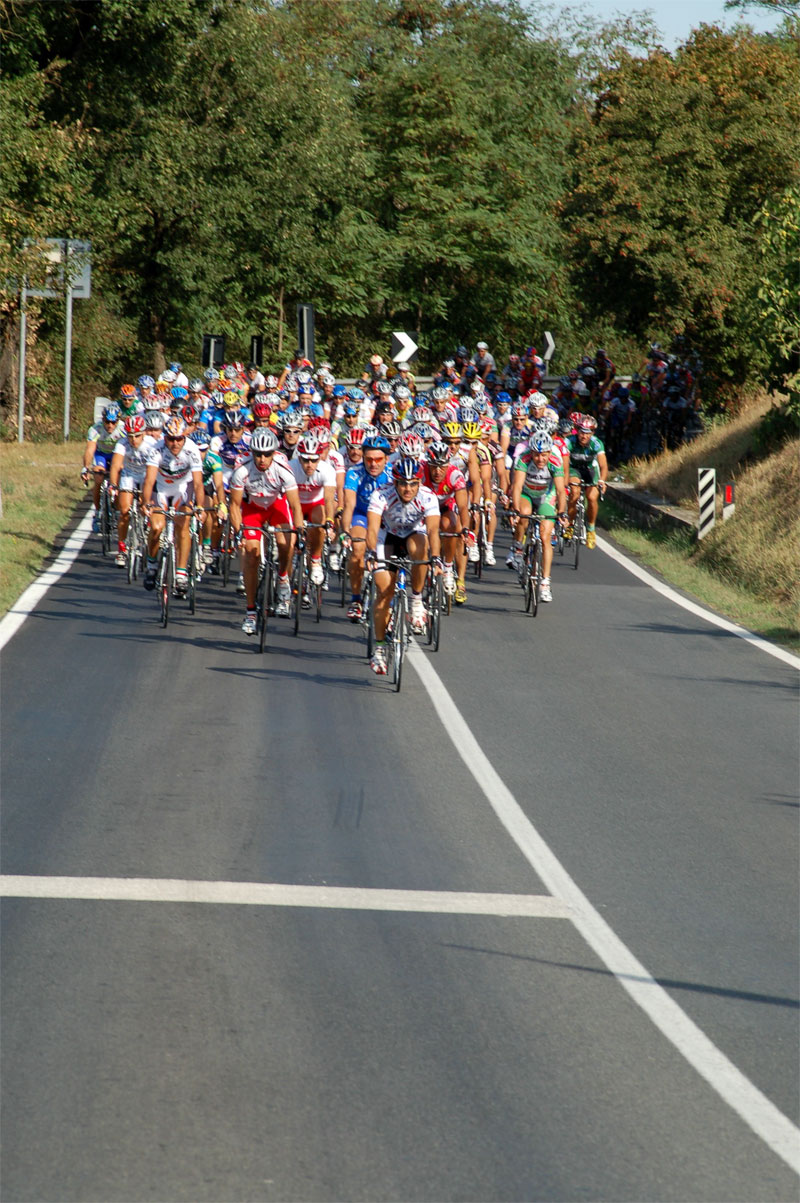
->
[[0, 442, 86, 617], [598, 495, 799, 653]]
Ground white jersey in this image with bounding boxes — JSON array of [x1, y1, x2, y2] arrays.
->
[[146, 438, 203, 488], [289, 456, 336, 506], [113, 437, 150, 480], [230, 455, 297, 509], [368, 483, 439, 538]]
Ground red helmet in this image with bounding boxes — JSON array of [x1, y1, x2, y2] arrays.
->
[[252, 399, 272, 421], [575, 415, 595, 432], [180, 404, 195, 424], [346, 427, 366, 446], [124, 414, 146, 435]]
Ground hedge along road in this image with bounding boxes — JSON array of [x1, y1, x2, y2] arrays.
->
[[1, 513, 798, 1202]]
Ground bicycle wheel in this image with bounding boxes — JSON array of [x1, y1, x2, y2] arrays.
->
[[573, 507, 582, 571], [159, 550, 172, 627], [362, 573, 375, 657], [100, 489, 113, 556], [523, 549, 534, 612], [258, 561, 274, 654], [393, 590, 407, 693], [291, 547, 303, 636], [339, 545, 349, 607], [126, 514, 139, 584], [221, 519, 233, 587], [531, 539, 542, 617], [431, 574, 443, 652], [474, 512, 485, 579], [187, 533, 199, 614]]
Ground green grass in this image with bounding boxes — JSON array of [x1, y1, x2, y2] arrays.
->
[[598, 495, 799, 653], [0, 442, 86, 616]]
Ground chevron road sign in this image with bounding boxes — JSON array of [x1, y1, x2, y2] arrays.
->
[[697, 468, 716, 538], [391, 331, 419, 362], [543, 331, 556, 363]]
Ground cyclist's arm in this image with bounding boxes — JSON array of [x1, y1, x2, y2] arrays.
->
[[323, 485, 336, 525], [192, 470, 205, 511], [510, 466, 525, 513], [341, 487, 357, 531], [454, 486, 470, 531], [83, 439, 98, 473], [596, 450, 608, 490], [365, 509, 382, 557], [108, 451, 124, 490], [285, 485, 305, 531], [229, 486, 244, 533], [425, 510, 442, 561]]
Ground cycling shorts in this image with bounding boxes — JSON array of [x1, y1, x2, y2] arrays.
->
[[119, 472, 145, 493], [521, 488, 557, 520], [242, 497, 292, 540], [376, 530, 412, 564], [351, 512, 369, 530], [93, 451, 113, 471], [156, 481, 194, 509], [569, 461, 600, 486]]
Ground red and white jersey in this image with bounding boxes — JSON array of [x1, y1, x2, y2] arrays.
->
[[552, 434, 570, 461], [367, 483, 439, 537], [421, 461, 467, 498], [289, 456, 336, 506], [326, 446, 345, 475], [230, 455, 297, 509], [146, 438, 203, 488]]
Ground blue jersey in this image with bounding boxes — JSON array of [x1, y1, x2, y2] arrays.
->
[[344, 464, 392, 515]]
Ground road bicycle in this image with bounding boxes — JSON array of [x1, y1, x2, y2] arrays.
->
[[148, 505, 203, 627], [366, 555, 433, 692], [520, 517, 544, 617], [125, 491, 146, 583], [469, 499, 488, 578], [298, 522, 332, 624]]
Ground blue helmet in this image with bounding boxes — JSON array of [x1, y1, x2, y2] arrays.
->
[[363, 434, 390, 453], [170, 386, 188, 402], [495, 391, 512, 406], [392, 456, 422, 482], [102, 403, 120, 423], [343, 402, 359, 417], [332, 384, 348, 398], [349, 387, 365, 401], [138, 374, 155, 391]]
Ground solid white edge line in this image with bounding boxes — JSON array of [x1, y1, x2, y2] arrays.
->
[[407, 642, 800, 1176], [596, 532, 800, 672], [0, 876, 571, 918], [0, 508, 93, 653]]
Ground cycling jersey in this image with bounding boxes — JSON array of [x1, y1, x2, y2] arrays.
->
[[87, 421, 124, 457], [368, 483, 439, 538], [146, 438, 203, 489], [514, 450, 564, 516], [216, 433, 252, 470], [230, 456, 296, 508], [289, 457, 336, 508], [202, 448, 223, 495], [421, 462, 467, 500], [566, 434, 605, 484], [344, 465, 392, 517], [112, 437, 150, 485]]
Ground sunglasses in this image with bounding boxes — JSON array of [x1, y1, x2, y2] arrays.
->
[[299, 455, 319, 463], [364, 456, 385, 465], [253, 451, 274, 458], [165, 434, 185, 442]]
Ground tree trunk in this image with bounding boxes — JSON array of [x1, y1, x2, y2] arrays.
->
[[150, 311, 166, 375], [278, 285, 284, 357]]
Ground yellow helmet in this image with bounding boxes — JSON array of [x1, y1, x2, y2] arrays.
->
[[461, 421, 481, 441], [442, 421, 463, 440]]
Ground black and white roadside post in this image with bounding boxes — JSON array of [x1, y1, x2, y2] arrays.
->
[[297, 304, 315, 366], [543, 330, 555, 374], [697, 468, 716, 539], [202, 334, 226, 370], [390, 331, 419, 364]]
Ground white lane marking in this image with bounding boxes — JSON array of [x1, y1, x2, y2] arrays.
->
[[0, 876, 571, 918], [0, 508, 93, 652], [407, 642, 800, 1175], [596, 533, 800, 671]]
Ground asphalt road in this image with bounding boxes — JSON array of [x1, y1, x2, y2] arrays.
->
[[1, 517, 798, 1202]]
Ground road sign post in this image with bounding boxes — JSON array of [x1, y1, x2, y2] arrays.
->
[[697, 468, 716, 538], [250, 335, 264, 366], [297, 304, 315, 366], [202, 334, 225, 369]]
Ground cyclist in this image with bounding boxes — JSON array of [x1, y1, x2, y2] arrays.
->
[[82, 403, 124, 532], [108, 414, 150, 566], [365, 457, 443, 674], [229, 427, 305, 633], [566, 415, 608, 547], [421, 439, 470, 603], [289, 430, 337, 588], [195, 429, 226, 570], [509, 432, 567, 601], [341, 434, 392, 621], [141, 415, 205, 595]]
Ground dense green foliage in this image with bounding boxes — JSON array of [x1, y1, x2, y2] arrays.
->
[[1, 0, 798, 435]]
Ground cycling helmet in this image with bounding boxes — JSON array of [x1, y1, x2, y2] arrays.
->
[[250, 427, 279, 454], [349, 387, 366, 401], [102, 403, 121, 423], [382, 420, 402, 440], [495, 391, 511, 407], [192, 430, 210, 450], [431, 387, 449, 402], [411, 405, 434, 425], [138, 374, 155, 391], [188, 377, 204, 394], [412, 422, 436, 441], [394, 432, 421, 460], [363, 434, 391, 453], [170, 386, 188, 403], [155, 380, 170, 394], [469, 380, 483, 395], [376, 380, 392, 395], [145, 411, 164, 430], [297, 431, 322, 458], [314, 427, 332, 449], [529, 432, 554, 454], [203, 367, 219, 384], [427, 439, 450, 465], [511, 402, 528, 418], [458, 405, 479, 425], [575, 415, 595, 432], [164, 415, 185, 438], [527, 390, 548, 408], [298, 382, 315, 396], [442, 421, 463, 440], [570, 411, 582, 425], [394, 385, 412, 402], [143, 396, 162, 412], [161, 369, 177, 384], [480, 417, 496, 436], [180, 404, 196, 424], [119, 383, 137, 400], [223, 365, 239, 381], [332, 384, 348, 398], [342, 402, 359, 417], [557, 417, 573, 435], [224, 410, 245, 431], [392, 456, 423, 482], [346, 427, 367, 446], [461, 421, 482, 441], [124, 414, 146, 435], [252, 399, 272, 422]]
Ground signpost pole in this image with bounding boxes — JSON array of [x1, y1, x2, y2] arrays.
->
[[18, 286, 27, 444], [64, 242, 73, 441]]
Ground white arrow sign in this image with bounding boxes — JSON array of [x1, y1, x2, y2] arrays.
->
[[543, 330, 555, 361], [391, 331, 419, 362]]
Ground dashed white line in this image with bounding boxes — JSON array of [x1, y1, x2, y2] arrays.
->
[[407, 640, 800, 1176], [0, 876, 571, 917]]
